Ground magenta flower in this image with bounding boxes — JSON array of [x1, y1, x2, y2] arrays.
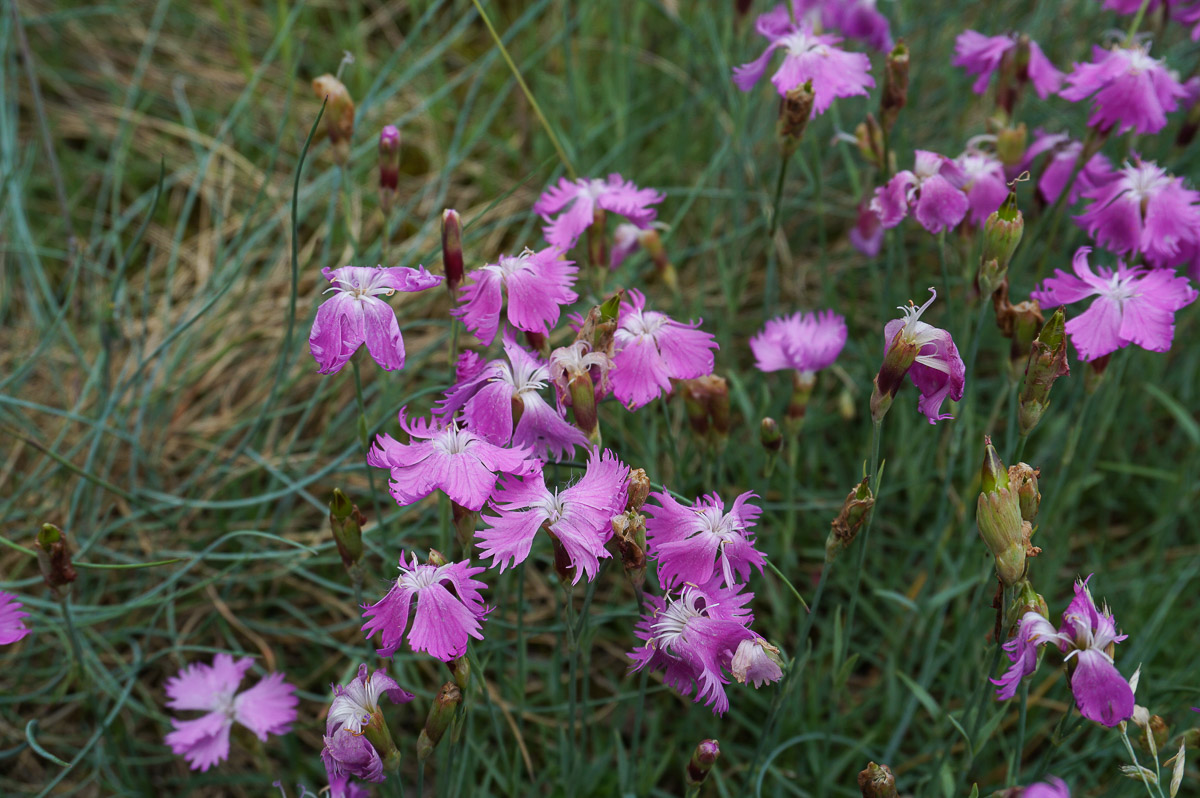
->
[[309, 265, 442, 375], [533, 175, 664, 251], [993, 576, 1135, 727], [548, 340, 613, 408], [882, 288, 966, 423], [611, 289, 719, 410], [437, 336, 588, 462], [628, 582, 775, 715], [871, 151, 969, 234], [164, 654, 298, 771], [849, 200, 884, 257], [1060, 44, 1187, 135], [1074, 159, 1200, 267], [361, 552, 489, 662], [453, 246, 578, 347], [1024, 778, 1070, 798], [1021, 130, 1114, 205], [954, 151, 1009, 225], [733, 20, 874, 114], [730, 638, 785, 688], [750, 310, 847, 375], [477, 448, 629, 583], [952, 30, 1063, 98], [323, 665, 413, 784], [1032, 248, 1197, 362], [367, 409, 536, 512], [0, 591, 30, 645], [645, 491, 765, 589], [820, 0, 893, 52]]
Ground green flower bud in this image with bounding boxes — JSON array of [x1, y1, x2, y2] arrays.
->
[[760, 417, 783, 453], [35, 523, 77, 595], [1019, 307, 1070, 435], [417, 682, 463, 762], [1011, 463, 1040, 523], [977, 439, 1028, 587], [328, 490, 366, 568], [977, 192, 1024, 296], [996, 123, 1028, 167]]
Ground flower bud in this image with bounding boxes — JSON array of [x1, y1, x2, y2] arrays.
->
[[35, 523, 77, 596], [637, 227, 679, 292], [1085, 352, 1110, 393], [311, 75, 354, 164], [441, 209, 464, 294], [826, 476, 875, 564], [778, 80, 815, 157], [880, 41, 908, 133], [685, 739, 720, 788], [378, 126, 400, 213], [451, 503, 478, 553], [1011, 463, 1040, 523], [786, 370, 816, 433], [587, 207, 607, 270], [977, 192, 1024, 297], [760, 417, 782, 453], [1019, 307, 1070, 435], [611, 510, 647, 590], [855, 114, 885, 171], [838, 387, 856, 421], [1131, 710, 1169, 756], [417, 682, 463, 762], [625, 469, 651, 513], [1008, 299, 1044, 368], [870, 325, 921, 423], [857, 762, 898, 798], [568, 371, 600, 442], [329, 489, 366, 568], [427, 549, 448, 568], [451, 655, 471, 691], [573, 291, 622, 359], [977, 438, 1029, 586], [996, 123, 1028, 167]]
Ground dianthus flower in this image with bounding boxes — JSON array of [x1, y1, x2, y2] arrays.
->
[[361, 552, 489, 661], [437, 336, 588, 462], [993, 576, 1135, 727], [549, 340, 613, 408], [367, 409, 536, 512], [952, 30, 1063, 98], [955, 150, 1009, 225], [872, 288, 966, 424], [0, 591, 30, 645], [1060, 44, 1187, 135], [754, 2, 893, 52], [871, 151, 969, 234], [477, 448, 628, 583], [164, 654, 298, 771], [1074, 159, 1200, 266], [645, 491, 765, 589], [1031, 247, 1197, 362], [750, 310, 847, 375], [323, 665, 412, 785], [611, 289, 718, 410], [453, 247, 578, 347], [533, 175, 664, 251], [628, 582, 778, 715], [309, 265, 442, 374], [1024, 778, 1071, 798], [733, 19, 875, 114], [849, 201, 884, 257], [1021, 130, 1114, 205]]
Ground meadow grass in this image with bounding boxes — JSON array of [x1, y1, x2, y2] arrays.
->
[[2, 0, 1198, 795]]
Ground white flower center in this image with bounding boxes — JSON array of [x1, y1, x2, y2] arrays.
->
[[1122, 46, 1158, 74], [486, 249, 537, 281], [650, 589, 710, 655], [622, 308, 668, 338], [1121, 162, 1169, 202], [398, 564, 442, 592], [780, 30, 827, 57], [498, 358, 549, 398], [1105, 272, 1138, 304], [434, 425, 474, 455]]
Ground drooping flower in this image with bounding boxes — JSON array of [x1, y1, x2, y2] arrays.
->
[[954, 151, 1009, 225], [367, 409, 536, 512], [1031, 247, 1198, 361], [533, 175, 664, 251], [730, 638, 785, 688], [361, 552, 489, 662], [733, 19, 875, 114], [1023, 777, 1071, 798], [645, 491, 765, 589], [323, 665, 413, 784], [0, 591, 30, 645], [309, 265, 443, 374], [610, 289, 718, 410], [952, 30, 1063, 98], [436, 336, 588, 462], [873, 288, 966, 424], [1021, 130, 1114, 205], [477, 448, 629, 584], [164, 654, 298, 771], [1074, 159, 1200, 267], [993, 575, 1135, 727], [1060, 44, 1187, 135], [453, 247, 578, 347], [628, 582, 776, 715], [750, 310, 847, 375], [871, 151, 969, 234]]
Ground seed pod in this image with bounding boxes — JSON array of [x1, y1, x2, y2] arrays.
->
[[311, 74, 354, 164], [778, 81, 815, 157], [857, 762, 898, 798], [880, 41, 908, 133], [35, 523, 77, 596], [825, 476, 875, 564]]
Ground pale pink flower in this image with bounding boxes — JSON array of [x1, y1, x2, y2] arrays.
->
[[611, 289, 718, 410], [534, 175, 664, 251], [453, 247, 578, 347]]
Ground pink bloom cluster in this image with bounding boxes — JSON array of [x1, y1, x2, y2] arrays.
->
[[1021, 130, 1113, 205], [871, 150, 969, 234], [952, 30, 1063, 98], [755, 0, 893, 53]]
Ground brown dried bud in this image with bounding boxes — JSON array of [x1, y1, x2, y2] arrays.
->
[[857, 762, 898, 798], [625, 469, 651, 512], [778, 81, 815, 157], [1011, 463, 1040, 523], [311, 74, 355, 164], [856, 114, 885, 171], [611, 511, 647, 589], [826, 477, 875, 564], [880, 41, 908, 132], [329, 490, 366, 568], [35, 523, 77, 595]]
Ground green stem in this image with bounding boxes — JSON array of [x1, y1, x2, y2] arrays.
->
[[1124, 0, 1155, 45], [767, 149, 791, 239], [60, 594, 86, 679], [565, 590, 579, 798], [764, 558, 810, 612], [353, 358, 386, 543], [841, 417, 883, 664], [1121, 726, 1164, 798]]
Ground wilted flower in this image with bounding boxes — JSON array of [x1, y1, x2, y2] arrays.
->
[[730, 638, 784, 687], [871, 288, 966, 424], [611, 289, 719, 409], [164, 654, 298, 771], [750, 310, 847, 375], [645, 491, 765, 589], [952, 30, 1063, 98], [323, 665, 412, 784], [1031, 247, 1197, 362], [361, 552, 489, 661], [871, 151, 969, 234], [309, 265, 443, 374], [1060, 44, 1187, 135], [0, 592, 30, 645], [533, 175, 663, 251], [453, 247, 578, 347]]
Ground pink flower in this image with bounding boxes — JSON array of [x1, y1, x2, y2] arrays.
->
[[1024, 777, 1070, 798], [730, 638, 785, 688], [871, 151, 969, 234], [1060, 44, 1187, 135], [820, 0, 893, 52], [164, 654, 298, 771], [1074, 159, 1200, 266], [611, 289, 719, 410], [645, 490, 765, 589], [1021, 130, 1114, 205], [533, 175, 664, 251], [733, 20, 875, 114], [361, 552, 489, 662], [952, 30, 1063, 98], [367, 409, 536, 512], [993, 576, 1135, 727], [882, 289, 966, 423], [309, 265, 442, 375], [750, 310, 846, 374], [954, 151, 1009, 225], [1032, 247, 1197, 362], [628, 583, 775, 715], [849, 200, 884, 257], [453, 247, 578, 347], [323, 665, 413, 784], [477, 448, 629, 583], [548, 340, 613, 409], [0, 591, 30, 645], [437, 336, 588, 462]]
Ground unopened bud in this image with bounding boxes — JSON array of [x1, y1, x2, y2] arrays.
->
[[587, 207, 607, 269], [996, 123, 1028, 167], [977, 192, 1024, 296], [826, 476, 875, 563], [778, 81, 815, 157], [838, 387, 856, 421], [1019, 307, 1070, 435], [857, 762, 898, 798], [451, 503, 478, 553], [547, 528, 575, 588], [977, 438, 1029, 587], [1008, 299, 1044, 367], [1085, 353, 1111, 393], [1013, 34, 1033, 86], [427, 548, 448, 568], [568, 373, 599, 442], [870, 325, 921, 423], [311, 75, 354, 164], [1132, 712, 1170, 756], [611, 511, 647, 589], [1009, 579, 1049, 629], [856, 115, 885, 171], [708, 376, 731, 439], [685, 739, 720, 788], [35, 523, 77, 595], [638, 228, 679, 292], [378, 126, 400, 212], [441, 210, 464, 293], [880, 41, 908, 132], [625, 469, 651, 512], [417, 682, 463, 762], [1011, 463, 1040, 523], [451, 655, 470, 691], [329, 490, 366, 568], [786, 370, 816, 433], [760, 417, 782, 453]]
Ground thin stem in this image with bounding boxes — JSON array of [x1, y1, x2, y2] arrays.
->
[[353, 359, 386, 543], [764, 558, 810, 612], [767, 150, 791, 239], [841, 417, 883, 663], [1013, 432, 1029, 464], [565, 591, 579, 798], [60, 594, 86, 679], [1121, 726, 1164, 798], [1124, 0, 1155, 45]]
